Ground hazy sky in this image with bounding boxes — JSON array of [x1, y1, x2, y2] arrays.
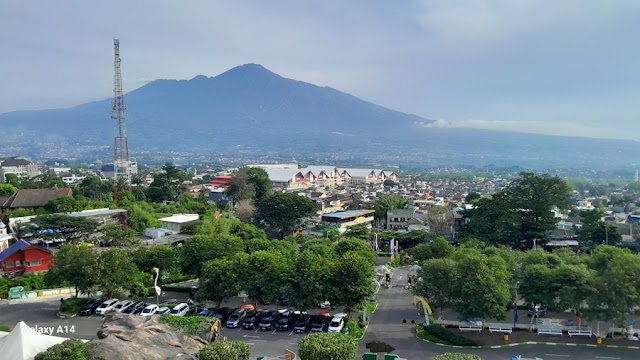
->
[[2, 0, 639, 140]]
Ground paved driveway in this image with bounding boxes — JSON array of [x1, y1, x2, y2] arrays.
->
[[358, 266, 640, 360]]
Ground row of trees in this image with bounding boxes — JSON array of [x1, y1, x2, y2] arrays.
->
[[410, 238, 640, 324]]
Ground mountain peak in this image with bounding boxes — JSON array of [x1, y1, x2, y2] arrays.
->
[[220, 63, 280, 79]]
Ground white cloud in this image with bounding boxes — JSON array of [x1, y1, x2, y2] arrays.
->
[[414, 118, 616, 139]]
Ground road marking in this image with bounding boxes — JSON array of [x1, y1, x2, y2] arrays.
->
[[271, 329, 277, 334], [289, 330, 294, 336], [242, 335, 260, 338], [246, 343, 254, 345], [596, 357, 621, 359], [288, 342, 298, 345], [545, 354, 570, 357]]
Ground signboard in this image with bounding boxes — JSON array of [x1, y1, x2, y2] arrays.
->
[[8, 287, 74, 300], [9, 286, 24, 293], [390, 238, 396, 261]]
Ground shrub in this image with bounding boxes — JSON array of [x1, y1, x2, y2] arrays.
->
[[199, 337, 250, 360], [34, 339, 88, 360], [0, 325, 10, 332], [160, 285, 192, 293], [299, 332, 357, 360], [59, 298, 91, 316], [434, 354, 484, 360], [422, 325, 478, 346], [159, 314, 213, 336]]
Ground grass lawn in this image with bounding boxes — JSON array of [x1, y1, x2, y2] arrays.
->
[[366, 301, 378, 314], [59, 298, 91, 316], [343, 319, 366, 340]]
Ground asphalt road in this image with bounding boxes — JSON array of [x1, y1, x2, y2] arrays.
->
[[357, 266, 640, 360]]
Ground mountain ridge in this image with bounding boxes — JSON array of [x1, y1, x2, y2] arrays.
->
[[1, 63, 639, 169]]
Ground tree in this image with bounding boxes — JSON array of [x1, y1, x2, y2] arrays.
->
[[254, 192, 317, 237], [95, 249, 140, 298], [0, 184, 17, 196], [197, 258, 242, 308], [236, 250, 292, 305], [415, 258, 458, 317], [132, 246, 179, 273], [226, 167, 272, 204], [374, 196, 409, 222], [407, 237, 453, 262], [99, 223, 138, 247], [44, 244, 97, 297], [287, 250, 332, 311], [449, 249, 512, 320], [329, 252, 375, 319], [323, 227, 341, 242], [383, 179, 395, 187], [28, 214, 99, 243], [180, 234, 244, 275], [422, 204, 454, 236], [298, 333, 357, 360], [235, 199, 255, 223], [199, 337, 250, 360], [123, 203, 161, 234], [335, 238, 376, 266], [4, 174, 20, 187], [342, 223, 370, 240], [147, 163, 187, 202], [577, 208, 622, 248], [553, 264, 595, 315], [460, 172, 571, 249], [44, 197, 84, 213], [518, 264, 555, 309], [464, 192, 481, 203], [585, 246, 640, 323]]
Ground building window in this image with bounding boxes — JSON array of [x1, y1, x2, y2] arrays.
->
[[14, 260, 22, 267], [5, 261, 14, 268], [27, 260, 42, 267]]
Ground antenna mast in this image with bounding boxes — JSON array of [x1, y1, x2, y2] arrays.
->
[[112, 39, 130, 181]]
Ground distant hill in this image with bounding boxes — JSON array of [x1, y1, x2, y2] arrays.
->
[[1, 63, 640, 169]]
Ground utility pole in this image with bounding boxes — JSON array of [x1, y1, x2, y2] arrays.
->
[[111, 39, 131, 182]]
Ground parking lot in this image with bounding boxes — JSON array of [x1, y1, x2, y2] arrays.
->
[[0, 294, 343, 359]]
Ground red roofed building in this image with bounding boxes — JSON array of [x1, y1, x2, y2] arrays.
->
[[0, 239, 53, 274], [207, 175, 232, 188]]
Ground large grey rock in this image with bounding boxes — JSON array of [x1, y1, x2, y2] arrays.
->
[[85, 313, 209, 360]]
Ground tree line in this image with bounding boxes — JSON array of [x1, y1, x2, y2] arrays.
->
[[409, 238, 640, 325]]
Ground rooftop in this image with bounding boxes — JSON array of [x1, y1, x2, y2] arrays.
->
[[158, 214, 199, 224], [321, 210, 375, 220]]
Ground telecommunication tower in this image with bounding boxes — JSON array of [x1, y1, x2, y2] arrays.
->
[[111, 39, 130, 181]]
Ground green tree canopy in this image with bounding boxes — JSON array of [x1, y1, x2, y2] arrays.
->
[[44, 244, 97, 297], [415, 258, 458, 317], [287, 250, 332, 311], [254, 192, 317, 237], [464, 192, 482, 203], [28, 214, 99, 243], [329, 252, 375, 318], [236, 250, 293, 305], [335, 238, 376, 266], [95, 249, 140, 298], [0, 183, 17, 196], [576, 208, 622, 248], [407, 237, 454, 262], [197, 258, 242, 308], [298, 333, 357, 360], [342, 223, 370, 240], [180, 234, 244, 275], [460, 172, 571, 249]]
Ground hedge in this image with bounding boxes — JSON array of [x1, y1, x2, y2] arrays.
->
[[59, 298, 91, 316], [422, 325, 478, 346]]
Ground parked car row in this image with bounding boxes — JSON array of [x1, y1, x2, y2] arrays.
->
[[79, 299, 192, 317]]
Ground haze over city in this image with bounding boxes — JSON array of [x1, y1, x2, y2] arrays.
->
[[2, 0, 640, 140]]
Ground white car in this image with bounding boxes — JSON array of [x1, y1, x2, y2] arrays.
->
[[140, 304, 159, 317], [327, 314, 346, 333], [155, 307, 170, 315], [95, 298, 119, 315], [169, 303, 189, 317], [114, 300, 133, 313], [318, 301, 330, 309]]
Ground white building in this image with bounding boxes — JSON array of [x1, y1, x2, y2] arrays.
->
[[0, 157, 39, 183], [159, 214, 199, 233], [0, 223, 12, 252]]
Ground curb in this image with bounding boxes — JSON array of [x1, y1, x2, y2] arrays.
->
[[416, 335, 640, 350]]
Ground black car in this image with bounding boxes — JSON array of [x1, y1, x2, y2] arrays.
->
[[122, 301, 145, 314], [310, 315, 330, 332], [258, 311, 281, 330], [276, 298, 289, 306], [275, 311, 300, 331], [78, 300, 103, 316], [243, 311, 265, 330], [293, 314, 312, 333], [160, 299, 178, 305]]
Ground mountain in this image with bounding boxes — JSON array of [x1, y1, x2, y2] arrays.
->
[[1, 63, 640, 169]]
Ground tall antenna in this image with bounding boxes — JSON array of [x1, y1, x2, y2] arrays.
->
[[111, 39, 130, 181]]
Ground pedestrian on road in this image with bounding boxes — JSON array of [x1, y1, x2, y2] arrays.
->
[[60, 298, 64, 304]]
